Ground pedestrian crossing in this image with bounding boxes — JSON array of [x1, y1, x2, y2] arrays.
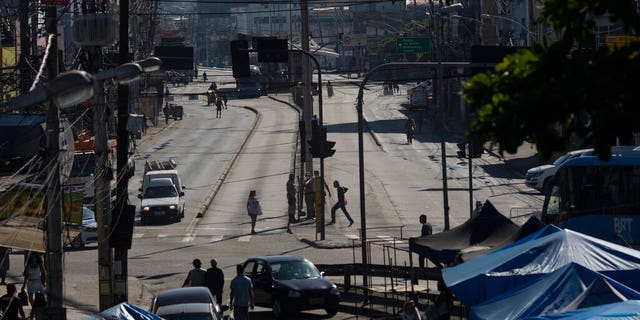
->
[[127, 231, 403, 244]]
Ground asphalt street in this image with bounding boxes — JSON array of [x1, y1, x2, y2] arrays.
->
[[0, 69, 544, 319]]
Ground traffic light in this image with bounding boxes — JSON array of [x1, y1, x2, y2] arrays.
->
[[308, 122, 336, 159], [230, 40, 250, 78], [456, 142, 467, 158], [256, 37, 288, 63]]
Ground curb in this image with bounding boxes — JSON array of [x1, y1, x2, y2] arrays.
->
[[196, 105, 261, 218]]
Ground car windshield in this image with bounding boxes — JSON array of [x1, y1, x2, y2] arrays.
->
[[144, 186, 178, 198], [159, 314, 215, 320], [82, 207, 95, 221], [552, 154, 571, 166], [271, 260, 321, 280]]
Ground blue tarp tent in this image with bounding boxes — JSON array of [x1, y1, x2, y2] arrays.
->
[[442, 226, 640, 306], [468, 263, 640, 320], [525, 300, 640, 320], [87, 302, 164, 320]]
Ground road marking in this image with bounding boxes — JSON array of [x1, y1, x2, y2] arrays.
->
[[238, 235, 251, 242], [345, 234, 360, 240], [210, 235, 223, 242], [133, 233, 144, 239], [182, 236, 196, 242], [158, 234, 168, 238]]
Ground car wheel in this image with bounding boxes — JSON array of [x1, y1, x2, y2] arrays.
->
[[326, 307, 338, 316], [272, 298, 284, 319], [71, 236, 84, 249], [140, 215, 149, 225]]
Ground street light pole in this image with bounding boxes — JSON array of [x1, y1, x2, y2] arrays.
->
[[115, 0, 130, 304]]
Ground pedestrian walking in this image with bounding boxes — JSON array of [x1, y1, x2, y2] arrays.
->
[[405, 118, 416, 144], [329, 180, 354, 226], [194, 68, 198, 79], [163, 104, 170, 125], [202, 71, 208, 82], [23, 253, 46, 309], [246, 190, 262, 235], [216, 98, 223, 118], [286, 174, 296, 223], [0, 284, 26, 320], [205, 259, 224, 305], [327, 80, 334, 97], [230, 264, 254, 320], [0, 247, 10, 285], [418, 214, 433, 268], [222, 93, 228, 109], [182, 258, 206, 287], [142, 113, 148, 135]]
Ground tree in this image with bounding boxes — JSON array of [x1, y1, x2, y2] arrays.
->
[[463, 0, 640, 161]]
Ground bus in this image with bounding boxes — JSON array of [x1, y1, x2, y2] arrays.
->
[[542, 146, 640, 247], [235, 65, 263, 98]]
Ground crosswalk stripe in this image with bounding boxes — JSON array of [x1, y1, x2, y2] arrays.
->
[[238, 235, 251, 242], [158, 234, 168, 238], [133, 233, 144, 239], [210, 235, 223, 242]]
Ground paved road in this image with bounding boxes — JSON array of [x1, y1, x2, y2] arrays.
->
[[26, 70, 544, 318]]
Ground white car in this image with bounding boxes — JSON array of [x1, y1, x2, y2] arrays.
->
[[138, 178, 185, 224], [407, 81, 432, 108], [67, 207, 98, 249], [525, 148, 594, 191]]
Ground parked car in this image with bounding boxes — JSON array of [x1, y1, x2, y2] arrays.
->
[[138, 177, 185, 224], [525, 148, 594, 192], [155, 302, 220, 320], [242, 255, 340, 318], [150, 287, 227, 319], [67, 207, 98, 249], [166, 70, 190, 85]]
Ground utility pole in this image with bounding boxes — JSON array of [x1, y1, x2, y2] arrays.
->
[[44, 5, 66, 319], [114, 0, 130, 304], [91, 38, 114, 313], [301, 0, 313, 184]]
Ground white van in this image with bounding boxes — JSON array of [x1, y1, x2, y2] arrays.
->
[[138, 177, 185, 224], [140, 170, 185, 195]]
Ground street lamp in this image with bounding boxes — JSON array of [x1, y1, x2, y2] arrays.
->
[[431, 1, 463, 231], [95, 62, 144, 83], [5, 70, 94, 111], [137, 56, 162, 72]]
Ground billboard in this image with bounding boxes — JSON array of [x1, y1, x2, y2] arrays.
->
[[0, 183, 83, 224], [154, 46, 194, 71]]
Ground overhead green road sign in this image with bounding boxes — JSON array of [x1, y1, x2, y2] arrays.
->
[[396, 37, 431, 54]]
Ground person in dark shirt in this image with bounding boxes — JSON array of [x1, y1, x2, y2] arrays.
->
[[419, 214, 433, 268], [0, 284, 26, 320], [205, 259, 225, 305], [329, 180, 354, 227]]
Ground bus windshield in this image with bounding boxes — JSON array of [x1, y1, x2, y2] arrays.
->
[[542, 151, 640, 246]]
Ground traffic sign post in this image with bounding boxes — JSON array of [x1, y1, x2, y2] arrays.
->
[[396, 37, 431, 54]]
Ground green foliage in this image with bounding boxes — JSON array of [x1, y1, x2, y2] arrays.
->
[[463, 0, 640, 160]]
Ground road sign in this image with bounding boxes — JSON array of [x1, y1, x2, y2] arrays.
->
[[396, 37, 431, 54]]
